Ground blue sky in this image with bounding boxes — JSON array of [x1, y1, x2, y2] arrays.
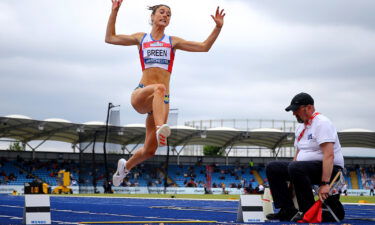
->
[[1, 0, 375, 154]]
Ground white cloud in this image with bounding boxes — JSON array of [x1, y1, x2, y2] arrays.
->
[[0, 0, 374, 136]]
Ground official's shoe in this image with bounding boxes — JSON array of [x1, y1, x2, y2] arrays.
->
[[266, 207, 298, 221], [291, 211, 304, 222], [156, 124, 171, 147], [112, 158, 128, 187]]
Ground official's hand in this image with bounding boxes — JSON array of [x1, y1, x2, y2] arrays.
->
[[111, 0, 123, 12], [318, 184, 330, 201], [211, 7, 225, 28]]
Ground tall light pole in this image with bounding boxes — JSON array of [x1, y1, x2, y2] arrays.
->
[[103, 102, 120, 189]]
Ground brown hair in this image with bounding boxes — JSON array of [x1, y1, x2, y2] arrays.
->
[[147, 4, 171, 15]]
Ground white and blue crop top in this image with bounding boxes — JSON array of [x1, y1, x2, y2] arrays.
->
[[138, 33, 175, 73]]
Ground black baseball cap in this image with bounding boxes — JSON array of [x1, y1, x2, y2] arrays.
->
[[285, 92, 314, 112]]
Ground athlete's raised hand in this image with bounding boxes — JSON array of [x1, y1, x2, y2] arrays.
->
[[111, 0, 123, 11], [211, 7, 225, 28]]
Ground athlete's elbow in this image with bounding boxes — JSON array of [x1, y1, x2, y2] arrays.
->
[[201, 45, 211, 52], [105, 38, 112, 44], [105, 36, 115, 44], [202, 43, 213, 52]]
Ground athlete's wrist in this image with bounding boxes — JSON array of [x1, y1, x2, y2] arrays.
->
[[111, 8, 120, 13]]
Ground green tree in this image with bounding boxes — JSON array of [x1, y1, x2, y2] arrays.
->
[[8, 141, 24, 151], [203, 145, 223, 156]]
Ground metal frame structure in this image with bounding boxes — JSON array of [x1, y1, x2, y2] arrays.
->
[[1, 115, 374, 154]]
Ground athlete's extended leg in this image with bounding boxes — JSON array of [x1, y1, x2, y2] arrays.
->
[[124, 110, 169, 171], [113, 114, 157, 186], [125, 106, 168, 171], [124, 114, 157, 171]]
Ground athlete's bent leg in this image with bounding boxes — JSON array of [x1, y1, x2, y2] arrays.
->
[[152, 84, 167, 126], [131, 84, 168, 127]]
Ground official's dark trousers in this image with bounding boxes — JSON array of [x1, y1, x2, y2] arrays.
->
[[266, 161, 342, 213]]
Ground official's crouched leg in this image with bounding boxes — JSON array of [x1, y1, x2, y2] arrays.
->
[[265, 161, 298, 221]]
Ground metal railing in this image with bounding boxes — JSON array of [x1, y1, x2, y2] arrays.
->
[[185, 118, 297, 132]]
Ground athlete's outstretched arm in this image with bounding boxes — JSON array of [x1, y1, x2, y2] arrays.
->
[[105, 0, 144, 46], [173, 7, 225, 52]]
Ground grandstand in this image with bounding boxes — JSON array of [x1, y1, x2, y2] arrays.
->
[[1, 150, 374, 196]]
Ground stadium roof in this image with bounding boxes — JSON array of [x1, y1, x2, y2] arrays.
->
[[1, 115, 375, 151]]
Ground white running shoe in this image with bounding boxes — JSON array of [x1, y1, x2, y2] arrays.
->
[[112, 158, 128, 187], [156, 124, 171, 147]]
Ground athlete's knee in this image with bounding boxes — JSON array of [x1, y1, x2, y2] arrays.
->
[[143, 144, 157, 158], [143, 148, 157, 158], [154, 84, 166, 95]]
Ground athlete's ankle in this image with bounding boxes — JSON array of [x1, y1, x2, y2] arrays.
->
[[156, 124, 165, 129]]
